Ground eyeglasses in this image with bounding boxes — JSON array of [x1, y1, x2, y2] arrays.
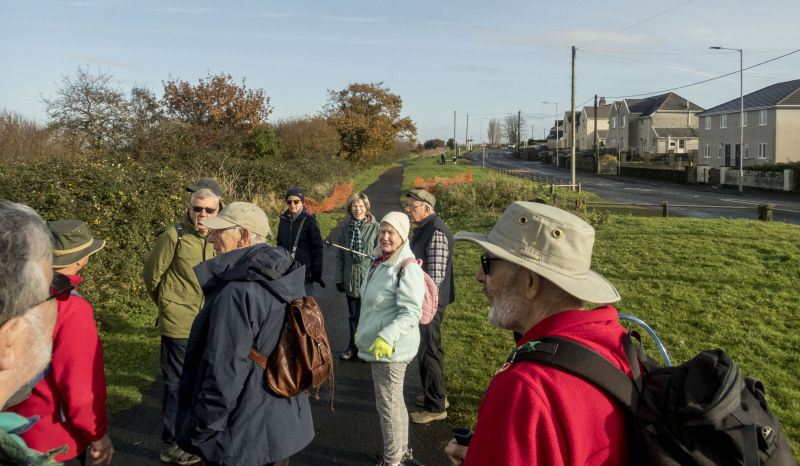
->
[[207, 227, 236, 237], [44, 272, 75, 303], [192, 206, 217, 214], [286, 199, 302, 205], [405, 204, 424, 211], [480, 254, 504, 275]]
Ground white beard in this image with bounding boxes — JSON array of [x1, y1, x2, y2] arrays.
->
[[487, 289, 528, 332], [23, 306, 53, 378]]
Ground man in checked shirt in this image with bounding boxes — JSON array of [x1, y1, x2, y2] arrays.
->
[[405, 189, 455, 424]]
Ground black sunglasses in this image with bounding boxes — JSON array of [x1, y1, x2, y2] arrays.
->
[[47, 272, 75, 302], [286, 199, 302, 205], [192, 206, 217, 214], [480, 254, 504, 275]]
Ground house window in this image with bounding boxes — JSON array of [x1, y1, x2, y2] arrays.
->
[[718, 144, 722, 158], [611, 138, 616, 147], [612, 117, 616, 128], [742, 112, 747, 127], [744, 144, 749, 159], [758, 143, 767, 159], [621, 137, 626, 149], [705, 116, 711, 130], [759, 110, 767, 126], [679, 140, 685, 149], [640, 120, 644, 127], [622, 115, 626, 127], [720, 114, 727, 129], [704, 144, 710, 158], [669, 140, 676, 148]]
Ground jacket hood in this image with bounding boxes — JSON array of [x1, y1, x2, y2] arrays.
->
[[193, 243, 306, 303]]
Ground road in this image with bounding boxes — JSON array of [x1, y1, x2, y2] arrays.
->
[[467, 149, 800, 225]]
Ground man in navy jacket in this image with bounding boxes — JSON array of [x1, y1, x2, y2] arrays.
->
[[176, 202, 314, 466]]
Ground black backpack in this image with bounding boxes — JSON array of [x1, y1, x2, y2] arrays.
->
[[509, 333, 798, 465]]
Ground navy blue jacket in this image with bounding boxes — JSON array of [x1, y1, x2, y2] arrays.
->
[[176, 244, 314, 465], [277, 207, 324, 283]]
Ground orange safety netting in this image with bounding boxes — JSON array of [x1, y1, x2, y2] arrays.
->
[[413, 171, 472, 193], [303, 179, 354, 214]]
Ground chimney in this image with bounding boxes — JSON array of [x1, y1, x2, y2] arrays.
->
[[600, 97, 606, 106]]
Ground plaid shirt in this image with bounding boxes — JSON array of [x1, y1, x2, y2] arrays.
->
[[425, 230, 449, 288]]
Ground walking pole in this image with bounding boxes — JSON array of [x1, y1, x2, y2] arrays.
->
[[324, 240, 376, 260]]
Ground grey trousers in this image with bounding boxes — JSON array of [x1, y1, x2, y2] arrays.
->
[[371, 360, 411, 466]]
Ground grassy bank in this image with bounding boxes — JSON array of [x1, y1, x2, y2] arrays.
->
[[402, 156, 800, 457]]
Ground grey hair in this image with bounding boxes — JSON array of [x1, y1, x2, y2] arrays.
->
[[0, 200, 53, 326], [232, 226, 267, 247], [190, 188, 221, 208]]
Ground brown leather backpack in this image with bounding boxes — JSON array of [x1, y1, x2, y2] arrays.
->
[[248, 296, 334, 410]]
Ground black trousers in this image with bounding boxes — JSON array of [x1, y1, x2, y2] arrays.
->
[[418, 305, 447, 413], [161, 336, 189, 446]]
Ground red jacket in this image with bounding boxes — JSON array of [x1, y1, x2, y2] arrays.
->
[[464, 306, 631, 465], [7, 275, 109, 461]]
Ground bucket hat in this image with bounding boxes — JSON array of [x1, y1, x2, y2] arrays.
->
[[49, 220, 106, 268], [454, 201, 620, 304], [200, 202, 271, 237]]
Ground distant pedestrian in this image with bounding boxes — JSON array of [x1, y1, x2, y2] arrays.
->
[[356, 212, 423, 466], [440, 154, 446, 166], [335, 193, 379, 361], [452, 154, 457, 165], [405, 189, 454, 425], [8, 220, 114, 465], [143, 185, 221, 465], [277, 187, 325, 296]]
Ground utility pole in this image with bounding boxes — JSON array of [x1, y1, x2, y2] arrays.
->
[[465, 113, 469, 151], [594, 94, 599, 173], [453, 111, 457, 156], [570, 46, 577, 191], [517, 111, 521, 156]]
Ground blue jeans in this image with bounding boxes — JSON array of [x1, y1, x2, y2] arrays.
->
[[161, 336, 189, 446], [346, 295, 361, 352]]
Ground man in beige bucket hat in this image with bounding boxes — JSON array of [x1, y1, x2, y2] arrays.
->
[[444, 201, 634, 466]]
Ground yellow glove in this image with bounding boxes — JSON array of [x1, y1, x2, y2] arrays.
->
[[369, 336, 392, 360]]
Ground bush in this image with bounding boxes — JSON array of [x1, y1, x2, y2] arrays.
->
[[273, 116, 341, 159], [248, 126, 283, 159], [436, 173, 551, 218]]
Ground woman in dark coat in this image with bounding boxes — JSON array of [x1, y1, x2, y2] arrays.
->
[[277, 187, 324, 296], [334, 193, 379, 361]]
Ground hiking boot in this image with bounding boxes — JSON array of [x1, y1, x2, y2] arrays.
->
[[340, 349, 357, 360], [410, 409, 447, 424], [415, 395, 449, 409], [160, 444, 201, 465]]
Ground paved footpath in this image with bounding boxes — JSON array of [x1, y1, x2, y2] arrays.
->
[[106, 163, 453, 465]]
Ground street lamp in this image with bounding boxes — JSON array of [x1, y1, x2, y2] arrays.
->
[[542, 102, 558, 166], [480, 117, 488, 168], [710, 46, 744, 193]]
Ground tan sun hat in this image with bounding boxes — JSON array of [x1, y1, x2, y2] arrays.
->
[[200, 202, 271, 237], [49, 220, 106, 268], [454, 201, 620, 304]]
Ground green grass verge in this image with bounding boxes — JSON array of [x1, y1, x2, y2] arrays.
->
[[408, 160, 800, 458]]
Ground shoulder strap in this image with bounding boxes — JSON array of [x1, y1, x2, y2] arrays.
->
[[291, 217, 307, 258], [173, 223, 185, 257], [397, 257, 421, 283], [510, 336, 639, 412]]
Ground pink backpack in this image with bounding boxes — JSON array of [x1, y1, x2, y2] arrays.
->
[[398, 257, 439, 324]]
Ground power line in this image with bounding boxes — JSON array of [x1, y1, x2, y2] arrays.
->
[[579, 0, 694, 49], [604, 49, 800, 99]]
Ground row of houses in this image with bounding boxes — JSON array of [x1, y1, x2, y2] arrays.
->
[[544, 78, 800, 168]]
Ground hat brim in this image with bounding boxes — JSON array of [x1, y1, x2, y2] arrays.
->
[[454, 231, 620, 304], [199, 216, 237, 231], [52, 238, 106, 268]]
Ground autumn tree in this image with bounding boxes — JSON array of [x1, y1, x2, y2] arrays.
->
[[423, 139, 445, 150], [323, 82, 417, 161], [487, 118, 501, 147], [161, 72, 272, 134], [273, 116, 341, 159], [41, 66, 130, 151]]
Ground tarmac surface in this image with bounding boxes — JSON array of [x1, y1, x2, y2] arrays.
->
[[106, 163, 454, 465]]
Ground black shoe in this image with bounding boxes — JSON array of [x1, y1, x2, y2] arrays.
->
[[340, 349, 356, 360]]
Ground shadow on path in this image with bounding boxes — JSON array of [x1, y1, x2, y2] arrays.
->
[[107, 163, 452, 465]]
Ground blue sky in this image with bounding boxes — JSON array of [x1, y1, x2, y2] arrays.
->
[[1, 0, 798, 144]]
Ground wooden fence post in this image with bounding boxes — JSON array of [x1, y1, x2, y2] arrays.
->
[[662, 201, 669, 218], [550, 183, 555, 195]]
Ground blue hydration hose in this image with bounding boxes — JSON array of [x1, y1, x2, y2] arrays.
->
[[618, 314, 672, 367]]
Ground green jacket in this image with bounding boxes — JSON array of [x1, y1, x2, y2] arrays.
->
[[0, 412, 65, 465], [143, 212, 215, 338], [335, 215, 379, 298]]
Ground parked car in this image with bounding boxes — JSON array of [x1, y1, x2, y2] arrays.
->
[[508, 143, 516, 149]]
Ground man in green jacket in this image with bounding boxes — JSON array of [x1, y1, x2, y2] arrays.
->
[[143, 186, 219, 465]]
